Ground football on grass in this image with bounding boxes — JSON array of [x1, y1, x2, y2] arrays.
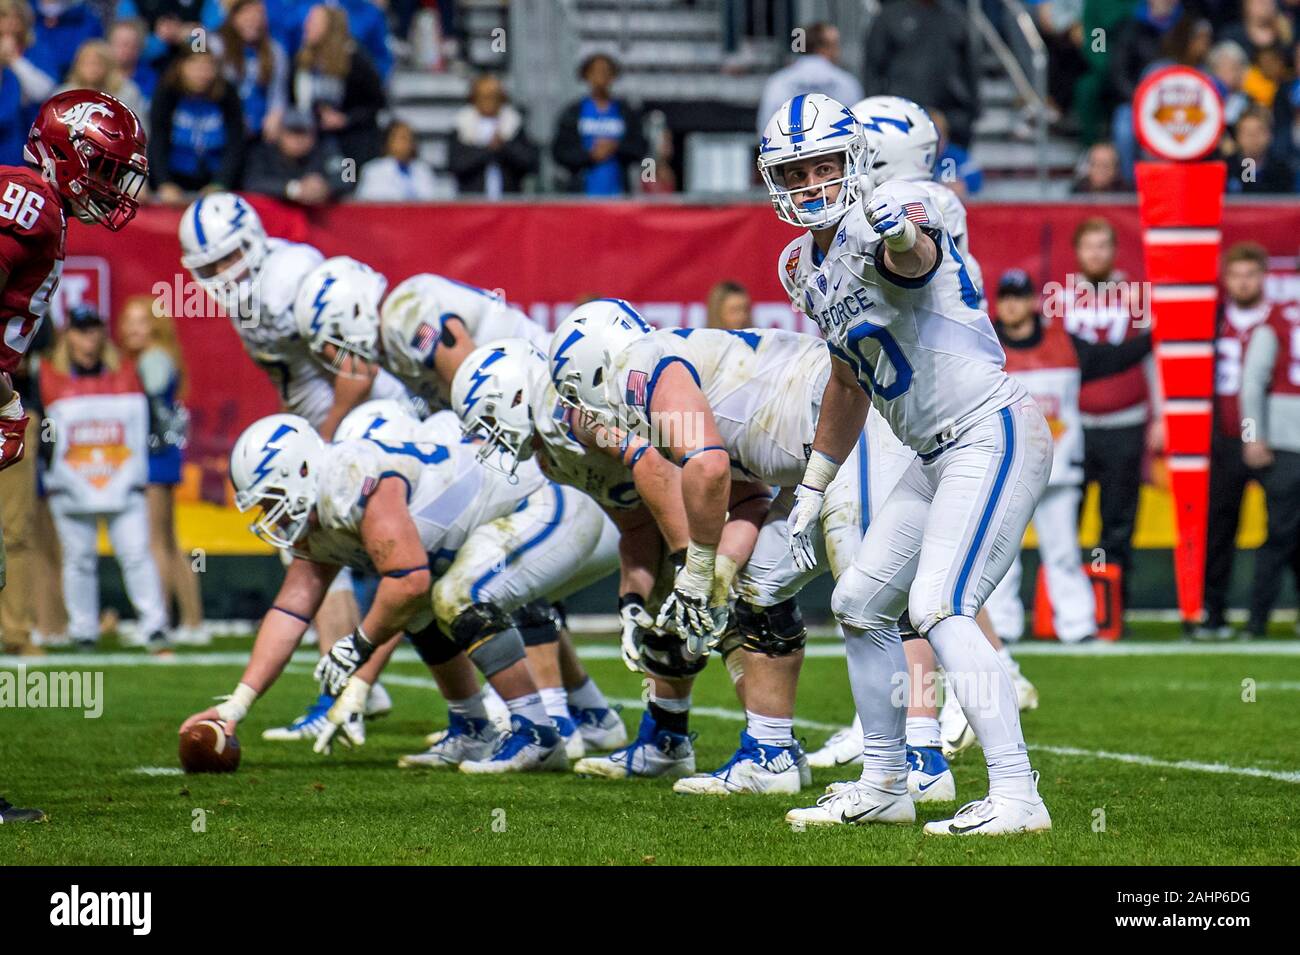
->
[[179, 720, 241, 773]]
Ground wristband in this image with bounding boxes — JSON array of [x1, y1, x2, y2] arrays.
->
[[618, 593, 645, 612], [884, 218, 918, 252], [336, 675, 371, 713], [668, 549, 686, 571], [215, 682, 258, 723], [0, 393, 23, 420], [683, 540, 717, 590], [800, 449, 841, 492]]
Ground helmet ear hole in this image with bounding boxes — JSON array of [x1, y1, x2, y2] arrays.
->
[[593, 368, 604, 387]]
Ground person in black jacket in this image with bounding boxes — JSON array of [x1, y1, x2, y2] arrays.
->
[[293, 3, 385, 168], [551, 53, 647, 196], [149, 49, 245, 204], [242, 107, 346, 204], [449, 73, 538, 197]]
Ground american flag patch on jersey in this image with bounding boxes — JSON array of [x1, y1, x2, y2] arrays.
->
[[901, 201, 929, 225], [626, 369, 648, 406], [410, 321, 437, 353], [360, 476, 379, 499]]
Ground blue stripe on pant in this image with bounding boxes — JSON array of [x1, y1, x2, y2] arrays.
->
[[952, 407, 1015, 614]]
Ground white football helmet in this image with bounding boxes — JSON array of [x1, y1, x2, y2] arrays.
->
[[230, 413, 325, 549], [293, 256, 389, 376], [452, 338, 548, 478], [758, 93, 870, 229], [335, 398, 420, 443], [179, 193, 269, 316], [853, 95, 939, 187], [548, 299, 651, 421]]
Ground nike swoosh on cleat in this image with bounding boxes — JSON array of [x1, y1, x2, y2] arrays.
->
[[916, 778, 941, 792], [842, 805, 887, 823], [834, 755, 861, 766]]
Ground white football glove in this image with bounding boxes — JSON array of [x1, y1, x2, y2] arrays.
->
[[313, 677, 370, 755], [314, 627, 375, 696], [657, 557, 727, 660], [788, 483, 824, 574], [866, 195, 917, 250], [618, 595, 654, 672]]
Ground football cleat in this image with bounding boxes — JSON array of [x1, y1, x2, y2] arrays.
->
[[570, 704, 628, 752], [671, 731, 809, 796], [785, 778, 915, 828], [1015, 671, 1039, 712], [907, 746, 956, 802], [574, 712, 695, 779], [923, 788, 1052, 836], [398, 713, 499, 768], [262, 693, 333, 741], [365, 682, 393, 719], [0, 796, 47, 823], [554, 712, 586, 759], [806, 718, 864, 768], [458, 715, 568, 774]]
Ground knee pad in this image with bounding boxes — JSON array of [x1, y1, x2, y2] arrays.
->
[[550, 601, 568, 631], [449, 603, 526, 678], [898, 611, 924, 641], [515, 600, 560, 647], [639, 629, 708, 680], [735, 597, 806, 657], [406, 619, 461, 667]]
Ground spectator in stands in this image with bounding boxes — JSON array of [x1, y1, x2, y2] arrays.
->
[[1224, 107, 1295, 192], [0, 0, 55, 164], [862, 0, 979, 148], [552, 52, 647, 196], [243, 106, 344, 203], [41, 306, 170, 652], [449, 73, 538, 198], [1106, 0, 1193, 179], [116, 294, 204, 645], [107, 16, 154, 101], [292, 3, 385, 168], [931, 107, 981, 198], [56, 38, 147, 125], [754, 22, 862, 137], [1056, 216, 1157, 612], [1072, 141, 1127, 193], [1240, 274, 1300, 638], [212, 0, 288, 142], [27, 0, 103, 84], [1208, 40, 1253, 128], [332, 0, 391, 81], [1030, 0, 1088, 124], [1202, 243, 1274, 639], [357, 118, 438, 199], [115, 0, 222, 76], [1273, 41, 1300, 181], [149, 48, 244, 203], [706, 281, 751, 332], [1221, 0, 1295, 62]]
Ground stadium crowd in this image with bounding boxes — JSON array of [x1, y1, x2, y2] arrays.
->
[[2, 1, 1299, 203]]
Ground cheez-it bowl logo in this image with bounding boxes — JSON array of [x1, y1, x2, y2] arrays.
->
[[66, 420, 130, 489], [1152, 86, 1206, 143]]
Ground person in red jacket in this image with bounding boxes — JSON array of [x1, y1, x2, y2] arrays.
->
[[0, 88, 147, 824]]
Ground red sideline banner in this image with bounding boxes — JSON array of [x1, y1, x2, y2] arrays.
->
[[63, 199, 1300, 499]]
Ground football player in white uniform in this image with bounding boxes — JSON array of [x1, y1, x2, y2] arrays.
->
[[762, 93, 1053, 834], [331, 398, 627, 764], [297, 264, 624, 759], [295, 261, 549, 417], [179, 195, 412, 743], [549, 307, 944, 798], [452, 312, 766, 781]]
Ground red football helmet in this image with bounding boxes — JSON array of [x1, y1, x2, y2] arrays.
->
[[25, 90, 149, 232]]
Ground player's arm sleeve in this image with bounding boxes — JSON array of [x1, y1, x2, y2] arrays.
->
[[1241, 323, 1278, 442]]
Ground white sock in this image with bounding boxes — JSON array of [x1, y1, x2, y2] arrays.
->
[[447, 691, 488, 722], [650, 691, 691, 712], [906, 716, 942, 750], [844, 625, 908, 788], [504, 691, 550, 727], [746, 710, 794, 747], [539, 686, 570, 721], [566, 676, 607, 711], [928, 616, 1032, 796]]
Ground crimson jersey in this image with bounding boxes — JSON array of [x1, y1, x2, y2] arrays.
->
[[1267, 301, 1300, 397], [0, 166, 66, 374], [1212, 300, 1271, 439]]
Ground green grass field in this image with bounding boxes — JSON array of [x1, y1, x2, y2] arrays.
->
[[3, 624, 1299, 866]]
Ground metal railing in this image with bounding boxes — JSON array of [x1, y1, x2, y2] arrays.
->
[[968, 0, 1049, 189]]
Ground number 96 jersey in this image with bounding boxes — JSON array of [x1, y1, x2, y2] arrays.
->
[[779, 180, 1023, 458], [0, 166, 64, 373]]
